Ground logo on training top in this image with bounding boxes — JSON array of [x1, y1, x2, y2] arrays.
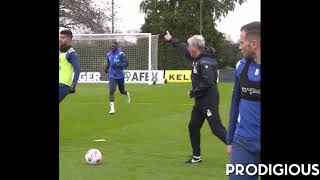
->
[[255, 69, 260, 76], [207, 109, 212, 117], [241, 87, 261, 95], [193, 62, 198, 74], [114, 55, 120, 62]]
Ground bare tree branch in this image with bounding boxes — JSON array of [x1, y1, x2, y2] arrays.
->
[[59, 0, 113, 33]]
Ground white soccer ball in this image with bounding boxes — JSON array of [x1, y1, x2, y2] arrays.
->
[[85, 149, 102, 165]]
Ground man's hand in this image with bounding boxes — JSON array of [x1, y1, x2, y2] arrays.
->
[[188, 90, 194, 98], [227, 145, 232, 157], [164, 31, 172, 41], [112, 63, 121, 69], [69, 85, 76, 94]]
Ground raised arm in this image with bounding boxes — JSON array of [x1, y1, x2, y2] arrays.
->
[[164, 31, 192, 60]]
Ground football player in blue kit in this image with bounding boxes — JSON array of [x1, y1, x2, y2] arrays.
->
[[227, 22, 261, 180], [105, 42, 130, 114]]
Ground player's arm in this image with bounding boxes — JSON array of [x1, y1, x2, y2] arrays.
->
[[119, 52, 128, 68], [67, 51, 80, 93], [164, 31, 192, 60], [105, 55, 110, 73], [226, 70, 241, 145], [189, 62, 217, 98], [112, 52, 128, 69]]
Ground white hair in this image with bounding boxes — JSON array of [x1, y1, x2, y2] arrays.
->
[[187, 35, 205, 50]]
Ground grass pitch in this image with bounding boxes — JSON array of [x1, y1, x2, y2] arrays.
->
[[60, 83, 233, 180]]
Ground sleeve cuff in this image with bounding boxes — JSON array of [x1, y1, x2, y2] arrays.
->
[[169, 38, 179, 44], [226, 139, 233, 145], [189, 90, 194, 97]]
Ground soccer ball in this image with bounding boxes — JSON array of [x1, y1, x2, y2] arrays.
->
[[85, 149, 102, 165]]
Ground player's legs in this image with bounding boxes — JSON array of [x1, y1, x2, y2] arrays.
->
[[229, 137, 260, 180], [116, 78, 127, 95], [205, 106, 227, 144], [109, 78, 117, 102], [116, 78, 130, 103], [188, 105, 206, 158], [59, 83, 70, 103], [108, 78, 117, 113]]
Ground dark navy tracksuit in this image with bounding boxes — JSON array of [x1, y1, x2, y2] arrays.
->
[[227, 59, 261, 180], [169, 38, 227, 157]]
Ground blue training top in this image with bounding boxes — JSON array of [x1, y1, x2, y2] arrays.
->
[[106, 48, 128, 79], [227, 59, 261, 144]]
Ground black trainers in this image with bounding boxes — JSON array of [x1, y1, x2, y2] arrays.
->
[[185, 156, 202, 163]]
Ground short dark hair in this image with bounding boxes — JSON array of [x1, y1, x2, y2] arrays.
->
[[60, 29, 73, 38], [241, 22, 260, 41], [112, 41, 118, 46]]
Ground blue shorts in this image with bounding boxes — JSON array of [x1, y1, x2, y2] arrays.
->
[[109, 78, 126, 94], [59, 83, 70, 103], [228, 136, 260, 180]]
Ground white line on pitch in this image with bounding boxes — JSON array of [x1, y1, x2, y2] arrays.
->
[[94, 139, 106, 142]]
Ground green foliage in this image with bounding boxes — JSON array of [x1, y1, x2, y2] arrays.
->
[[216, 39, 242, 68], [140, 0, 246, 69]]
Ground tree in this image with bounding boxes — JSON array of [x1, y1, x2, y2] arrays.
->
[[217, 36, 242, 68], [59, 0, 112, 33], [140, 0, 246, 69]]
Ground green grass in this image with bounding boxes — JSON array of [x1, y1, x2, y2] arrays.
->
[[60, 83, 233, 180]]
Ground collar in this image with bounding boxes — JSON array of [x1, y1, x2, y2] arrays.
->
[[60, 45, 72, 53]]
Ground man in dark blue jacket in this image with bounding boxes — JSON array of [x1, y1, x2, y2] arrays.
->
[[165, 31, 227, 163], [105, 42, 130, 114]]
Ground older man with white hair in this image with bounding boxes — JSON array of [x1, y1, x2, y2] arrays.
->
[[165, 31, 227, 163]]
